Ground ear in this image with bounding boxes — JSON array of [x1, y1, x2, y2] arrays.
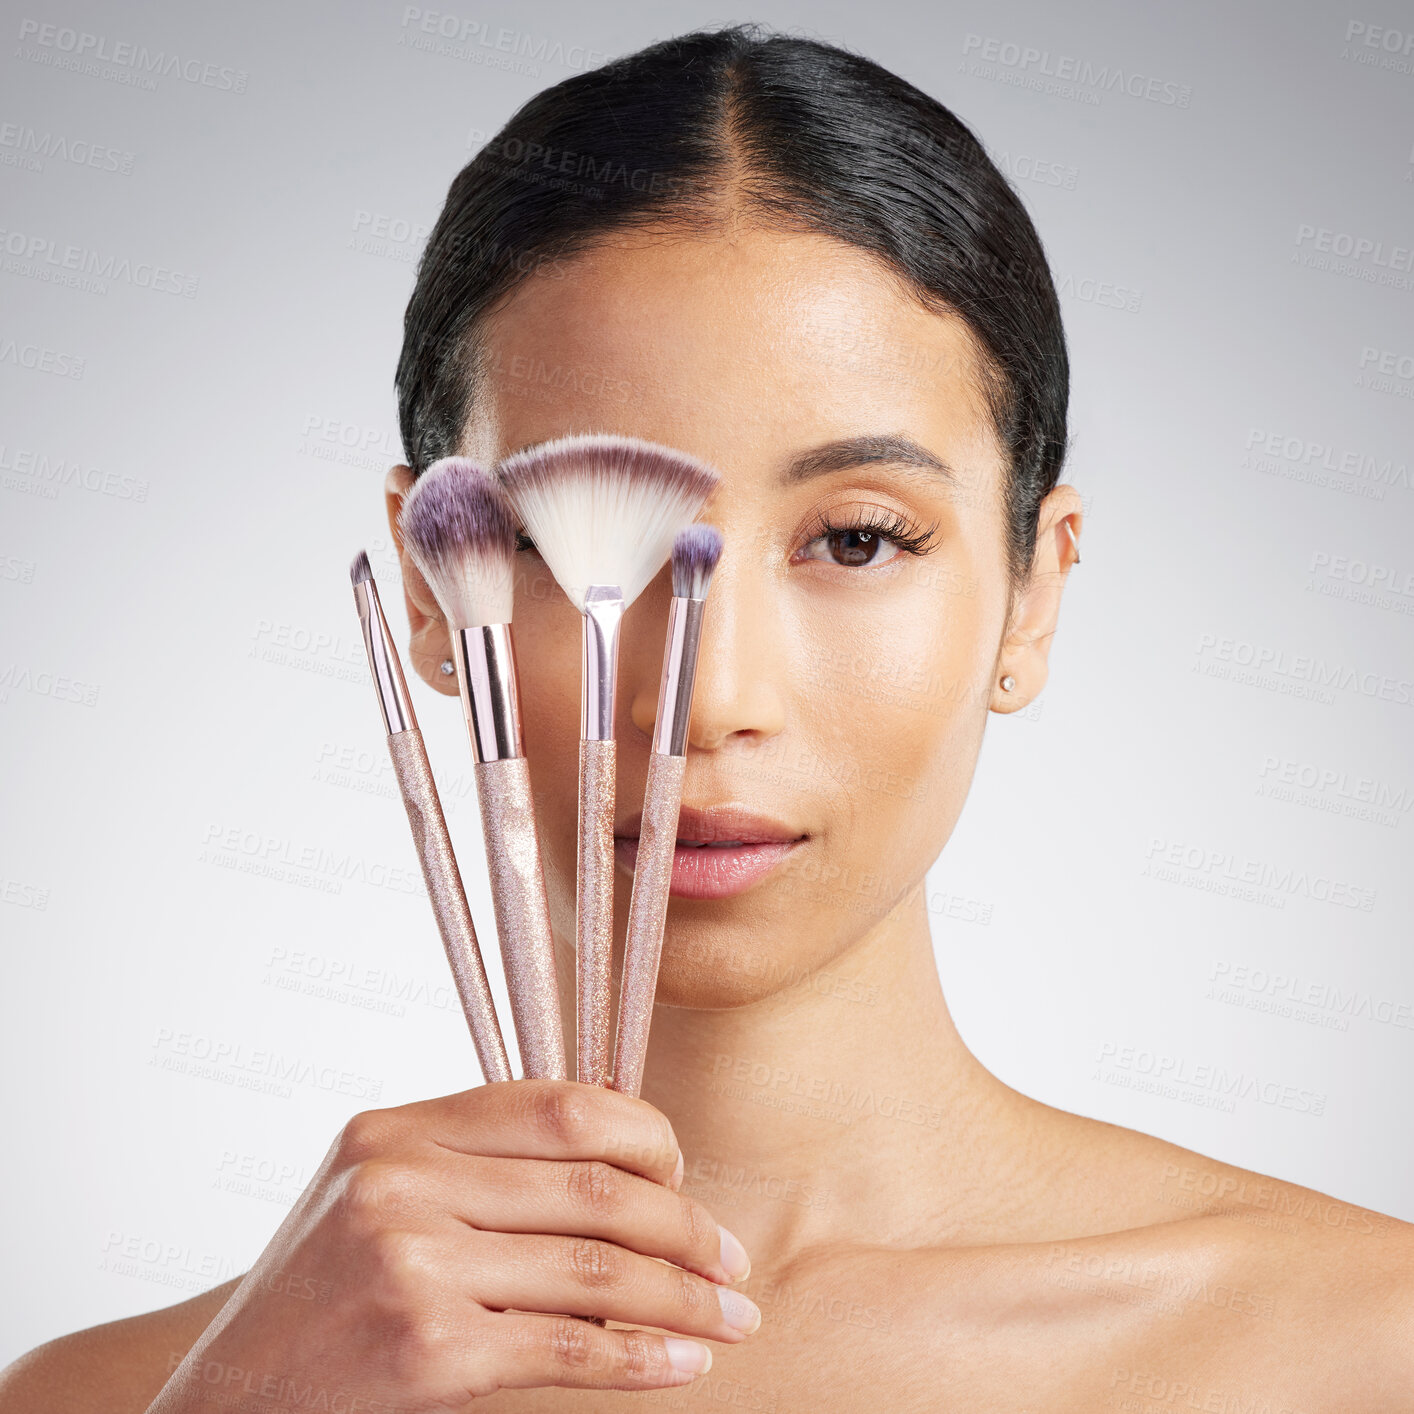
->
[[991, 483, 1083, 713], [384, 463, 459, 695]]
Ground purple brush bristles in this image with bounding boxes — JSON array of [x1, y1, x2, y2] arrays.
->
[[399, 457, 519, 628], [349, 549, 373, 586], [671, 524, 723, 601]]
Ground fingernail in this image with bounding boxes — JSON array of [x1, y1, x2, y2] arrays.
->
[[717, 1286, 761, 1334], [671, 1149, 684, 1190], [717, 1224, 751, 1281], [664, 1337, 712, 1374]]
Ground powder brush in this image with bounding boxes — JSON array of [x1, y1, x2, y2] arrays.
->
[[612, 525, 723, 1096], [349, 550, 511, 1085], [399, 461, 566, 1080], [497, 434, 719, 1086]]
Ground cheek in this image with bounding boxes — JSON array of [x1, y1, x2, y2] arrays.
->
[[794, 561, 996, 758], [781, 566, 998, 906]]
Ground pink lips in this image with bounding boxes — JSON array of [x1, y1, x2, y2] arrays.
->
[[614, 805, 806, 900]]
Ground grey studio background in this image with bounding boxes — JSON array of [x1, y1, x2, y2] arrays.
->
[[2, 0, 1412, 1363]]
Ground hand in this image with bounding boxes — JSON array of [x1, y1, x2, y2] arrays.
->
[[148, 1080, 758, 1410]]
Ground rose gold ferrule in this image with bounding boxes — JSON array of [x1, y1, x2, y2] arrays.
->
[[452, 623, 524, 763], [581, 588, 624, 741], [651, 596, 705, 758], [353, 579, 416, 736]]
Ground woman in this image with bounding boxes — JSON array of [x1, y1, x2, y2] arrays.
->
[[4, 23, 1409, 1413]]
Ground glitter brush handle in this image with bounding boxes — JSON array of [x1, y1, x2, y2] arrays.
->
[[576, 738, 616, 1087], [475, 756, 566, 1080], [387, 729, 512, 1084], [612, 751, 685, 1097]]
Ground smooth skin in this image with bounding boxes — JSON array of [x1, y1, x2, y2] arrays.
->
[[4, 223, 1411, 1411]]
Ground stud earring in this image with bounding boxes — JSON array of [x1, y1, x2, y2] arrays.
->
[[439, 659, 455, 677], [1000, 674, 1016, 692]]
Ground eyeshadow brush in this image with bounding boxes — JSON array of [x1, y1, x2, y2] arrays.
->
[[399, 460, 567, 1080], [611, 526, 722, 1096], [497, 435, 719, 1086], [349, 551, 511, 1084]]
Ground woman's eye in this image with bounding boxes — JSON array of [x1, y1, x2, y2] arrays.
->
[[514, 531, 537, 553], [802, 527, 902, 568]]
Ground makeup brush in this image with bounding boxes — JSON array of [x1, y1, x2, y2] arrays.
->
[[349, 551, 511, 1085], [399, 460, 567, 1081], [611, 525, 723, 1097], [497, 435, 719, 1087]]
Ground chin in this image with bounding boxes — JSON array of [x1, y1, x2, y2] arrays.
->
[[642, 907, 827, 1010]]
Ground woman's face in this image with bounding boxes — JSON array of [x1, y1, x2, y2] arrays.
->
[[393, 226, 1054, 1009]]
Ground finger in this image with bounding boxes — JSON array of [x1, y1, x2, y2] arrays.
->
[[356, 1080, 681, 1186], [412, 1151, 749, 1285], [488, 1309, 713, 1391], [468, 1231, 762, 1343]]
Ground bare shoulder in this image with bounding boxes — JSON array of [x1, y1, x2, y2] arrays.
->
[[1006, 1102, 1414, 1407], [1042, 1101, 1401, 1236], [784, 1102, 1414, 1411], [0, 1277, 241, 1413], [753, 1198, 1412, 1414]]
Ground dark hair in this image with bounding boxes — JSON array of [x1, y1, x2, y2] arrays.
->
[[397, 23, 1069, 593]]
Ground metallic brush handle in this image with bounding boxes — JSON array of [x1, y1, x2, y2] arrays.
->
[[387, 728, 511, 1085], [475, 756, 566, 1080], [612, 751, 685, 1097], [576, 738, 616, 1087]]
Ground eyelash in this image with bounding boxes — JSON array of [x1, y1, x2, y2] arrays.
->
[[516, 514, 938, 562], [799, 508, 939, 561]]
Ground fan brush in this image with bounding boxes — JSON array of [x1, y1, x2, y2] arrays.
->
[[497, 434, 719, 1086]]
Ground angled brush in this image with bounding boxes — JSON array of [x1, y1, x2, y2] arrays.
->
[[349, 550, 511, 1085], [612, 525, 723, 1096], [399, 461, 566, 1081], [497, 435, 719, 1086]]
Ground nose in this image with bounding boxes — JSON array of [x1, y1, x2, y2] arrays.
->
[[626, 547, 785, 752]]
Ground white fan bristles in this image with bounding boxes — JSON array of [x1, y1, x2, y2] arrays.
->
[[496, 434, 719, 611]]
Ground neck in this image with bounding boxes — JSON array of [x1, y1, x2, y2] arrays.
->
[[621, 892, 1029, 1265]]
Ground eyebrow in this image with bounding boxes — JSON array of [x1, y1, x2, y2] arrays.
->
[[782, 434, 957, 486]]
